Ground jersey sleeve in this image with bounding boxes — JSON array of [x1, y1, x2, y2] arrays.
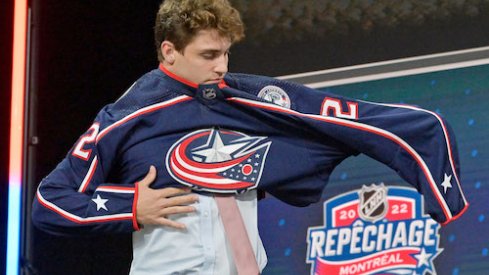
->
[[225, 73, 469, 225], [32, 107, 140, 236]]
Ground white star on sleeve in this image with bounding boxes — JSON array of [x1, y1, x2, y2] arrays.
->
[[440, 173, 453, 193], [92, 194, 108, 211]]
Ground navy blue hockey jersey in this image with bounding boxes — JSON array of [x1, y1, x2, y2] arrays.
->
[[32, 65, 469, 235]]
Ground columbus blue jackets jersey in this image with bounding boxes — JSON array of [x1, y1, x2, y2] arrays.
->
[[32, 65, 469, 235]]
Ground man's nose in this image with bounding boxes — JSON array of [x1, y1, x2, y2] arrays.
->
[[214, 54, 228, 75]]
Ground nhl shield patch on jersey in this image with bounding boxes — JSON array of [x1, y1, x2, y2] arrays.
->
[[306, 184, 443, 275], [165, 128, 272, 193]]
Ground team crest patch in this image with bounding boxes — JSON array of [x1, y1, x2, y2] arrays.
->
[[306, 184, 443, 275], [165, 128, 271, 193], [258, 85, 291, 108]]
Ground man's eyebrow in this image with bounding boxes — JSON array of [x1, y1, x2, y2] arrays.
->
[[198, 47, 231, 53], [200, 49, 222, 53]]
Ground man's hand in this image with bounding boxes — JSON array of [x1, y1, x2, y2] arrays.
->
[[136, 166, 198, 229]]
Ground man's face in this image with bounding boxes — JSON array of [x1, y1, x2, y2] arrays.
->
[[168, 29, 232, 85]]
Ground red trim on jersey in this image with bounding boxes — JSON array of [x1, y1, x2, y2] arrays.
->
[[132, 182, 141, 231], [227, 97, 456, 223], [96, 186, 135, 193], [159, 63, 198, 88], [441, 203, 470, 226], [218, 80, 228, 89]]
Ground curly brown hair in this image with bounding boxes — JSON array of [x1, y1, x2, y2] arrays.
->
[[154, 0, 245, 62]]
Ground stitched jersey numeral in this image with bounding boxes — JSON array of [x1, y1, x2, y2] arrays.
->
[[72, 123, 100, 161], [320, 97, 359, 119]]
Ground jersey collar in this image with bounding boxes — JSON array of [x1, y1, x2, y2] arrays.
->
[[159, 63, 198, 89]]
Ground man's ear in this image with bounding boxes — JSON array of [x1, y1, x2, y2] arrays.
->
[[161, 41, 175, 64]]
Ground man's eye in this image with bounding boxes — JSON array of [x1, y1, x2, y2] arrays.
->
[[202, 53, 217, 59]]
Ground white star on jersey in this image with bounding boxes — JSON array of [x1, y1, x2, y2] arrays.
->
[[414, 248, 432, 267], [92, 194, 108, 211], [192, 131, 248, 163], [440, 173, 453, 193]]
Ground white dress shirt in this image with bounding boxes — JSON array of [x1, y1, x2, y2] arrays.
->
[[129, 190, 267, 275]]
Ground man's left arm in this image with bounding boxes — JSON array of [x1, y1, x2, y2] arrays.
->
[[225, 73, 469, 224]]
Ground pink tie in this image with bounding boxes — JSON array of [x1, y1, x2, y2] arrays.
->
[[215, 195, 260, 275]]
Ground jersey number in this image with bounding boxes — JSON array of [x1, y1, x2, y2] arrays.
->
[[320, 97, 358, 119], [72, 123, 100, 161]]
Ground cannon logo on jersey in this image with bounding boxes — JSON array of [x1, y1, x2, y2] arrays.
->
[[165, 128, 272, 193], [306, 184, 443, 275]]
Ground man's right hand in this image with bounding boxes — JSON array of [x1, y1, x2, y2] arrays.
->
[[135, 166, 199, 229]]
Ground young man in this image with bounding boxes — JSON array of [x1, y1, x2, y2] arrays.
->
[[33, 1, 266, 274], [33, 0, 468, 274]]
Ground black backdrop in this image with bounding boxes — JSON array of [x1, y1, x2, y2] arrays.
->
[[14, 0, 489, 274]]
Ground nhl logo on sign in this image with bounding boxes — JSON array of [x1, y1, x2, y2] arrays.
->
[[258, 85, 291, 108], [358, 183, 388, 223]]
